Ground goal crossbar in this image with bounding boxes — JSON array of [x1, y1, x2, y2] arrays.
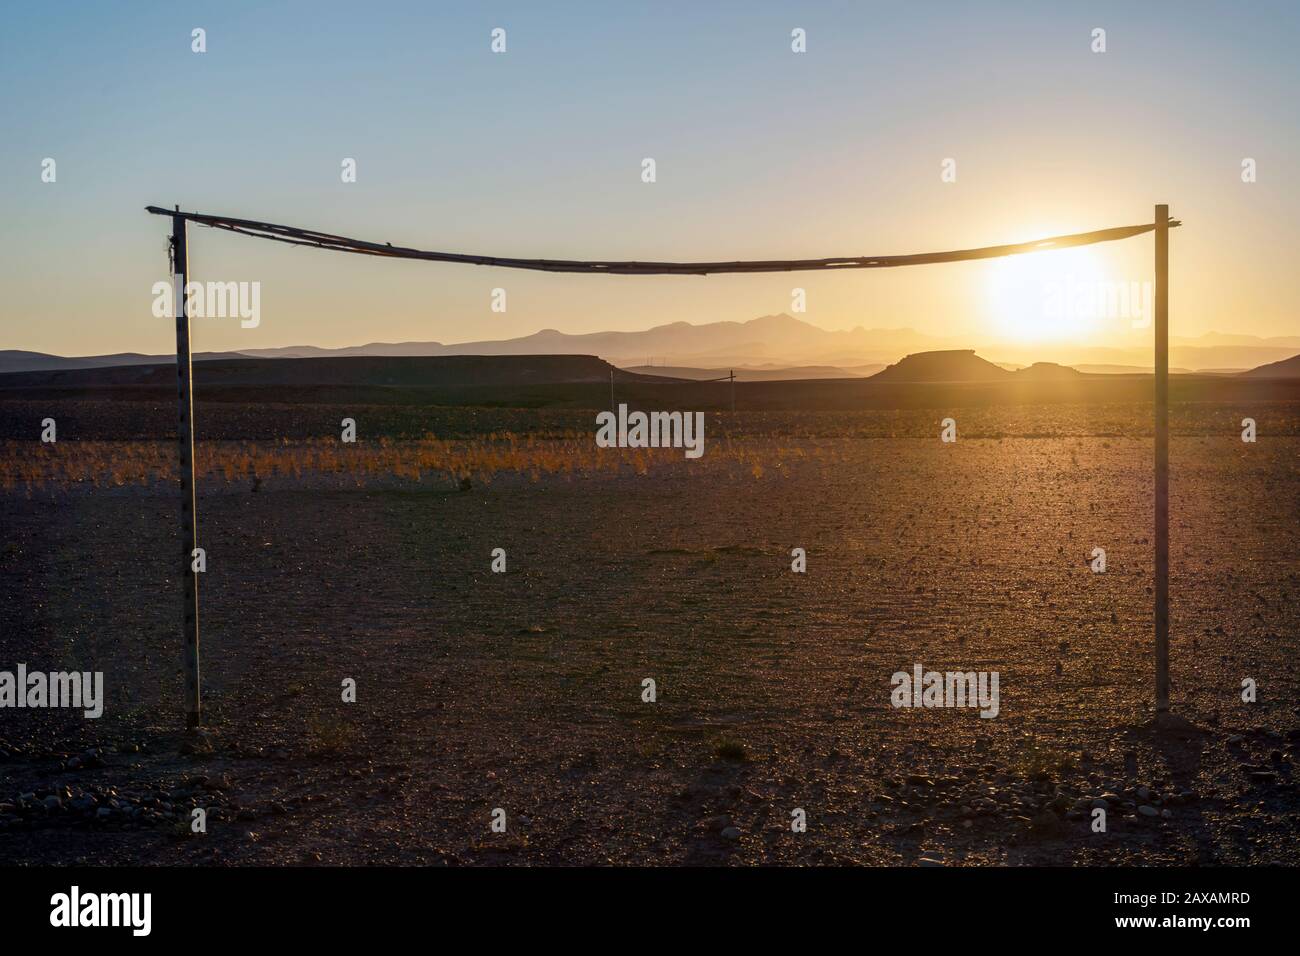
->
[[146, 205, 1179, 275]]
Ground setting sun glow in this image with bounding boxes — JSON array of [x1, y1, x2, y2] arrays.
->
[[984, 246, 1112, 344]]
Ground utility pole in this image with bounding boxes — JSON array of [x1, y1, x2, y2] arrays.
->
[[1154, 204, 1170, 716], [172, 208, 202, 728], [730, 369, 735, 413]]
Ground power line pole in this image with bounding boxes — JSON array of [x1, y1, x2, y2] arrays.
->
[[172, 208, 202, 728], [1154, 204, 1170, 716]]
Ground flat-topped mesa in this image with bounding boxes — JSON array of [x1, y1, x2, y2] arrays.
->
[[868, 349, 1012, 384], [1014, 361, 1085, 381]]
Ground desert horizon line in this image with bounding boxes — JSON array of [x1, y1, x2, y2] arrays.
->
[[6, 310, 1300, 363]]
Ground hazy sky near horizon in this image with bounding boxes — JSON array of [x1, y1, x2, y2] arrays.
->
[[2, 0, 1298, 357]]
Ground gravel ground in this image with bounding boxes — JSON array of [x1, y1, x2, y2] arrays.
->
[[1, 409, 1297, 865]]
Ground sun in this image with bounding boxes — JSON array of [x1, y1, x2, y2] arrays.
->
[[984, 245, 1108, 344]]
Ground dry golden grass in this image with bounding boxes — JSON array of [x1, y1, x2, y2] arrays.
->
[[0, 434, 829, 493]]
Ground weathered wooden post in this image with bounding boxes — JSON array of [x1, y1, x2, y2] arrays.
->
[[172, 209, 202, 728], [730, 369, 735, 413], [1154, 204, 1170, 715]]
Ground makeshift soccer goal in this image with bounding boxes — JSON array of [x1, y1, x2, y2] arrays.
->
[[146, 203, 1180, 728]]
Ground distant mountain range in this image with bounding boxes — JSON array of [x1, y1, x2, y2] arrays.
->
[[0, 354, 666, 391], [228, 314, 938, 367], [4, 314, 1298, 377], [1239, 353, 1300, 378], [0, 349, 251, 374]]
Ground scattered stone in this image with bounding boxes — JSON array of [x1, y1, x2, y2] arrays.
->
[[720, 826, 741, 841]]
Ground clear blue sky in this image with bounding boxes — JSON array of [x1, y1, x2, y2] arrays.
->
[[2, 0, 1297, 355]]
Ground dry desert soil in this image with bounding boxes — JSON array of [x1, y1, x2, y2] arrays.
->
[[1, 400, 1298, 865]]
